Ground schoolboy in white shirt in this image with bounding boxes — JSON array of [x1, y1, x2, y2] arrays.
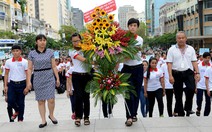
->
[[4, 45, 30, 122]]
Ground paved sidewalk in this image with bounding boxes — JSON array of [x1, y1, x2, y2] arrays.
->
[[0, 81, 212, 131]]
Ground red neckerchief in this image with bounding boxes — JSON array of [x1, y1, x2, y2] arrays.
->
[[12, 57, 22, 62], [202, 61, 210, 66], [150, 68, 158, 72]]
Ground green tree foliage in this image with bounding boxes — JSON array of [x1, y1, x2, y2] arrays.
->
[[20, 33, 62, 54], [58, 25, 77, 48], [136, 22, 148, 39], [144, 32, 176, 48], [0, 31, 19, 39], [15, 0, 27, 16]]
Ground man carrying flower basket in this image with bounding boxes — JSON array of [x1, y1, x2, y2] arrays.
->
[[121, 18, 143, 126]]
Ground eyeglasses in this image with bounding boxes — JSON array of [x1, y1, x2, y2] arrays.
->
[[72, 40, 81, 43]]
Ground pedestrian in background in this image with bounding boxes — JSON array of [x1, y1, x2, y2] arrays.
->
[[196, 52, 211, 116], [144, 57, 165, 117]]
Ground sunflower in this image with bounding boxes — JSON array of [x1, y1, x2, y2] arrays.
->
[[102, 25, 107, 30], [108, 14, 114, 21], [91, 12, 97, 19], [100, 10, 106, 16], [94, 26, 100, 31], [96, 18, 101, 23], [99, 22, 104, 27], [92, 21, 98, 27], [105, 23, 110, 28], [94, 7, 101, 12], [102, 18, 108, 23]]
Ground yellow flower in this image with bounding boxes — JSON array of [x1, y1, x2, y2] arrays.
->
[[91, 12, 97, 19], [114, 41, 121, 47], [99, 22, 104, 27], [111, 25, 117, 31], [108, 30, 115, 36], [100, 10, 106, 16], [92, 21, 98, 27], [102, 18, 108, 23], [94, 26, 100, 32], [95, 18, 101, 23], [94, 7, 101, 12], [102, 25, 107, 30], [108, 14, 114, 21], [105, 23, 110, 28]]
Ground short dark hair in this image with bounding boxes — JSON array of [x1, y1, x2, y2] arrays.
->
[[71, 32, 82, 40], [11, 45, 22, 50], [203, 52, 211, 58], [36, 34, 47, 41], [127, 18, 140, 27]]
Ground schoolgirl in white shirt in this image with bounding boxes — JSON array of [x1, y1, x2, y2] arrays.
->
[[161, 61, 174, 117], [144, 57, 165, 117], [199, 52, 212, 116], [69, 33, 91, 126]]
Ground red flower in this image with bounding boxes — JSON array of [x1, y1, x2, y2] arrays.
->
[[120, 42, 128, 46]]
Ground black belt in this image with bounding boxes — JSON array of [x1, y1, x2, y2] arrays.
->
[[72, 72, 89, 75], [34, 68, 51, 72], [172, 69, 189, 73], [10, 80, 26, 84], [123, 64, 143, 69]]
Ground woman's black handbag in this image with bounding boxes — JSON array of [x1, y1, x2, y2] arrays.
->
[[56, 83, 66, 94]]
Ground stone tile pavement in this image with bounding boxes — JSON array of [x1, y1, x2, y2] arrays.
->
[[0, 81, 212, 132]]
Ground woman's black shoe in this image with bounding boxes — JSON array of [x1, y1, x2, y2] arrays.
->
[[39, 122, 47, 128], [48, 115, 58, 124]]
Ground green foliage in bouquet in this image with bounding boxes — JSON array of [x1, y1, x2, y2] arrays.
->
[[85, 58, 136, 106]]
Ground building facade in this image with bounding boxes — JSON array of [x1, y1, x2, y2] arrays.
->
[[71, 7, 83, 32], [118, 5, 135, 30], [146, 0, 178, 36], [28, 0, 69, 38], [159, 0, 212, 48]]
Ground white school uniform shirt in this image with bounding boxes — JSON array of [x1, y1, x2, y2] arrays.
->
[[204, 67, 212, 91], [144, 68, 164, 91], [69, 50, 89, 73], [56, 64, 61, 71], [65, 66, 74, 90], [197, 62, 210, 89], [124, 35, 143, 66], [5, 57, 28, 81], [161, 63, 173, 89], [167, 44, 197, 71], [1, 64, 5, 76]]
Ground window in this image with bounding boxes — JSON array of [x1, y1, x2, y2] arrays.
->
[[195, 17, 198, 24], [204, 26, 212, 35], [205, 0, 212, 9], [205, 14, 212, 22], [195, 28, 198, 36], [190, 18, 193, 26], [191, 29, 194, 36]]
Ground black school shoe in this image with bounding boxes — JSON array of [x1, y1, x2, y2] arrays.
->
[[48, 115, 58, 124], [39, 122, 47, 128]]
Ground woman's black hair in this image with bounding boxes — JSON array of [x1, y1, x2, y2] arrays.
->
[[146, 57, 158, 80], [35, 34, 47, 49], [142, 60, 148, 65], [71, 32, 82, 40], [36, 34, 47, 41]]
